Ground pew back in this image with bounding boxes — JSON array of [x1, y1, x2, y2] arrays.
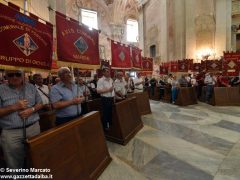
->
[[27, 111, 111, 180]]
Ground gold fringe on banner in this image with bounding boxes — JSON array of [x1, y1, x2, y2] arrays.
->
[[57, 61, 100, 70], [0, 64, 51, 72], [111, 67, 132, 70]]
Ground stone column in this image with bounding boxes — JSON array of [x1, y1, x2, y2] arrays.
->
[[173, 0, 186, 60], [138, 6, 145, 54], [215, 0, 232, 57]]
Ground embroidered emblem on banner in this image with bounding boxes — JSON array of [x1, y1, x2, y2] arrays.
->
[[135, 55, 139, 63], [119, 51, 125, 61], [211, 63, 217, 69], [228, 60, 236, 69], [13, 33, 38, 56], [74, 37, 88, 54], [181, 64, 185, 69], [146, 62, 149, 68]]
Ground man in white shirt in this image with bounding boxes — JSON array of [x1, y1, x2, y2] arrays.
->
[[133, 73, 144, 92], [76, 78, 90, 99], [33, 73, 51, 111], [124, 73, 134, 93], [204, 72, 215, 103], [97, 68, 114, 129], [114, 72, 127, 100]]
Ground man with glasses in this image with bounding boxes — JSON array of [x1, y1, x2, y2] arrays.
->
[[0, 70, 43, 169], [50, 67, 84, 126]]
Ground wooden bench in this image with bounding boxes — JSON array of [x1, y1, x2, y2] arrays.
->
[[105, 97, 143, 145], [39, 111, 56, 132], [27, 111, 111, 180], [209, 87, 240, 106], [162, 86, 171, 103], [128, 91, 151, 115], [176, 87, 198, 106], [149, 87, 161, 100]]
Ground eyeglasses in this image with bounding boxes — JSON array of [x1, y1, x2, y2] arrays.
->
[[7, 72, 22, 78]]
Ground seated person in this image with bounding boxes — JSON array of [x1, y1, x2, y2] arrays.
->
[[178, 75, 188, 87]]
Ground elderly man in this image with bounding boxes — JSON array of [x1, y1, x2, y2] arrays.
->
[[114, 72, 127, 100], [133, 73, 144, 92], [124, 73, 134, 93], [178, 75, 188, 87], [97, 67, 114, 130], [0, 70, 42, 169], [76, 78, 90, 98], [50, 67, 84, 126], [33, 73, 51, 111]]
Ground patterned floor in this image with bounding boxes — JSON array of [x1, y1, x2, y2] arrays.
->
[[99, 101, 240, 180]]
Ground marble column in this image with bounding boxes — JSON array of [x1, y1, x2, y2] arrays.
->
[[185, 0, 196, 60], [138, 6, 145, 54], [159, 0, 168, 60], [215, 0, 232, 57], [173, 0, 186, 60]]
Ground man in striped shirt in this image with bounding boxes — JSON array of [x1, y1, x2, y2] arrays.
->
[[0, 70, 42, 169]]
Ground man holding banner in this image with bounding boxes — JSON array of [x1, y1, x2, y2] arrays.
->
[[0, 70, 43, 169]]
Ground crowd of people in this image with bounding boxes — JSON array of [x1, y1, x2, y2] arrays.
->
[[0, 67, 144, 171], [0, 67, 239, 171], [144, 72, 240, 104]]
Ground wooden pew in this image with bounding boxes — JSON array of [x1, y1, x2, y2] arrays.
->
[[105, 97, 143, 145], [128, 91, 151, 115], [162, 86, 171, 103], [211, 87, 240, 106], [27, 111, 111, 180], [39, 111, 56, 132], [176, 87, 198, 106], [149, 87, 161, 100]]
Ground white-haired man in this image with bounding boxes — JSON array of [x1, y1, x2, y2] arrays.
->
[[50, 67, 84, 126]]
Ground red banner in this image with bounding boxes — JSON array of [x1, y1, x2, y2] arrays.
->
[[200, 60, 207, 72], [142, 57, 153, 72], [111, 40, 131, 69], [223, 52, 240, 76], [160, 65, 168, 75], [188, 59, 193, 71], [170, 61, 178, 72], [0, 3, 53, 70], [178, 59, 188, 72], [193, 63, 201, 72], [131, 46, 142, 69], [56, 12, 100, 69], [206, 60, 222, 71]]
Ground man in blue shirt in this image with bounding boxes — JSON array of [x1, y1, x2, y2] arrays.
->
[[0, 70, 42, 169], [50, 67, 84, 126]]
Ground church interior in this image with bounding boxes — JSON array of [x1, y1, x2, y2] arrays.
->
[[0, 0, 240, 180]]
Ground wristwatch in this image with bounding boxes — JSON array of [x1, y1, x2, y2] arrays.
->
[[32, 107, 35, 112]]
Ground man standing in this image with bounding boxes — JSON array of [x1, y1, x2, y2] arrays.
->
[[97, 68, 114, 130], [0, 70, 42, 169], [133, 73, 144, 92], [124, 73, 134, 93], [90, 74, 100, 99], [114, 72, 127, 100], [50, 67, 84, 126], [204, 72, 216, 103], [33, 73, 51, 111]]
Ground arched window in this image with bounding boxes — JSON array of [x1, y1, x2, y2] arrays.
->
[[127, 19, 138, 42], [80, 8, 98, 29]]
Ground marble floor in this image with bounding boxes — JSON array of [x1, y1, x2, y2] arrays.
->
[[99, 101, 240, 180]]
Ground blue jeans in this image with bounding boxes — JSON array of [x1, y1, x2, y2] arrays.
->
[[171, 87, 178, 102], [206, 85, 214, 103]]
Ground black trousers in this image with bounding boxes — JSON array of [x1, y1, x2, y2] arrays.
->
[[101, 97, 114, 129]]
